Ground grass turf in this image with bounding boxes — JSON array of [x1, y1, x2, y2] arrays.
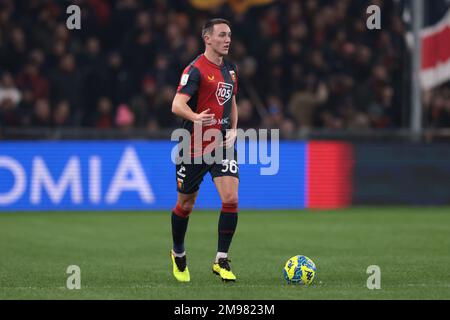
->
[[0, 207, 449, 300]]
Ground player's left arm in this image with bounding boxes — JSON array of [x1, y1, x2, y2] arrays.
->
[[223, 95, 238, 148]]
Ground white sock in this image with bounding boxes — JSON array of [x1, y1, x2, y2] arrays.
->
[[215, 252, 227, 263], [172, 250, 186, 258]]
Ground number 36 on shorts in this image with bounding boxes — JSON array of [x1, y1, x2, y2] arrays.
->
[[221, 159, 238, 174]]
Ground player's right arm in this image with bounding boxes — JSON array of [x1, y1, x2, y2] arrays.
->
[[172, 94, 214, 125], [172, 65, 214, 126]]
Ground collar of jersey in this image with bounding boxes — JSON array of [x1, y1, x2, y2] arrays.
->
[[202, 54, 223, 70]]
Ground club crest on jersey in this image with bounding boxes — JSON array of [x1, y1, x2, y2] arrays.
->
[[177, 178, 184, 190], [229, 70, 236, 82], [215, 82, 233, 105]]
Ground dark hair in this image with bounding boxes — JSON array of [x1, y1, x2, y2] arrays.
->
[[201, 18, 231, 38]]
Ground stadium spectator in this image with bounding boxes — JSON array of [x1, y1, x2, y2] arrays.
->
[[0, 72, 21, 107], [105, 51, 135, 106], [115, 103, 135, 130], [48, 54, 84, 123], [0, 0, 449, 132], [31, 98, 52, 127], [237, 98, 261, 130], [426, 86, 450, 128], [93, 97, 114, 129], [130, 76, 158, 128], [53, 100, 73, 127], [0, 72, 22, 127], [15, 62, 49, 100]]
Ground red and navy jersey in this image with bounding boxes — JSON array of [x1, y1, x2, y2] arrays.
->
[[177, 54, 238, 153]]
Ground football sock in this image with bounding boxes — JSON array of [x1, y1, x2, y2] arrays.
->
[[215, 252, 228, 263], [172, 250, 186, 258], [217, 203, 238, 255], [171, 210, 189, 254]]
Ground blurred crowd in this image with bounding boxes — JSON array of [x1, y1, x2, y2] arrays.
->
[[424, 85, 450, 128], [0, 0, 449, 138]]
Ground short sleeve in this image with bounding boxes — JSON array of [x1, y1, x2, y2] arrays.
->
[[177, 66, 201, 97]]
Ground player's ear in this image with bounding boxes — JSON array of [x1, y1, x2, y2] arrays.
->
[[203, 33, 211, 45]]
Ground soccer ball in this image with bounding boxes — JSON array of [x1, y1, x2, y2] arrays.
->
[[283, 255, 316, 285]]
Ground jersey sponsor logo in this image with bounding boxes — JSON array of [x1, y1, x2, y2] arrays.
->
[[207, 74, 215, 81], [207, 117, 229, 126], [215, 82, 233, 105], [180, 74, 189, 86], [217, 117, 229, 125]]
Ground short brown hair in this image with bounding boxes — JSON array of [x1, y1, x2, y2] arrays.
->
[[201, 18, 231, 38]]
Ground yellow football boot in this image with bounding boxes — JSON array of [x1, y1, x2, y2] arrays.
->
[[212, 258, 236, 282], [171, 251, 190, 282]]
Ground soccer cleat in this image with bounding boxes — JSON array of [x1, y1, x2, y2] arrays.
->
[[212, 258, 236, 282], [171, 251, 190, 282]]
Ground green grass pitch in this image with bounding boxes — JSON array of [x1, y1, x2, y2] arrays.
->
[[0, 207, 449, 300]]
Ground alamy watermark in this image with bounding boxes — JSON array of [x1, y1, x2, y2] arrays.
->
[[366, 5, 381, 30], [66, 265, 81, 290], [66, 4, 381, 31], [66, 5, 81, 30], [171, 124, 279, 176], [366, 265, 381, 290]]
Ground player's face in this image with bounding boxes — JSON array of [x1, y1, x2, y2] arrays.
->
[[209, 24, 231, 56]]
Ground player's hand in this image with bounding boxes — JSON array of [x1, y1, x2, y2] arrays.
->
[[221, 128, 237, 148], [194, 109, 215, 126]]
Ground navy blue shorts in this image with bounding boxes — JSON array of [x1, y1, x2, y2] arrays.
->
[[175, 148, 239, 194]]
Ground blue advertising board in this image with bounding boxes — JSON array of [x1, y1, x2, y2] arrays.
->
[[0, 141, 307, 211]]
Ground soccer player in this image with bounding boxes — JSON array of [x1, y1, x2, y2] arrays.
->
[[170, 18, 239, 282]]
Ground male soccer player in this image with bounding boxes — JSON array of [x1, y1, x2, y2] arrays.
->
[[170, 18, 239, 282]]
